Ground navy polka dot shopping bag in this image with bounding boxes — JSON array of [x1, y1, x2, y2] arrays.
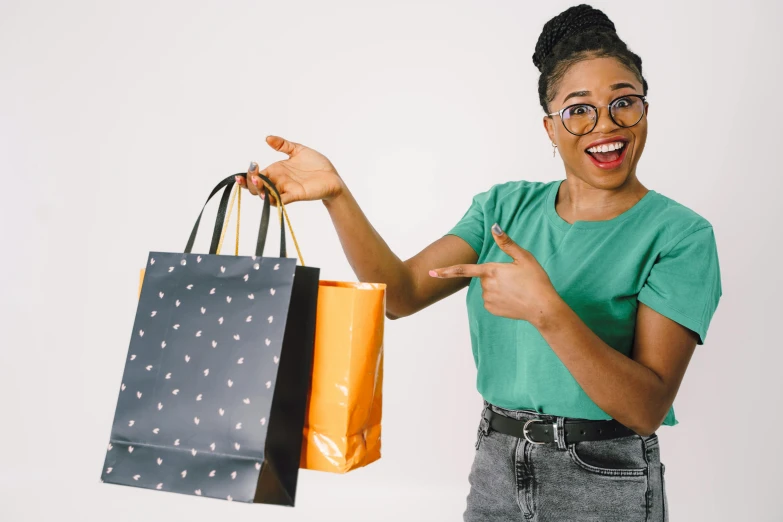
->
[[100, 173, 319, 505]]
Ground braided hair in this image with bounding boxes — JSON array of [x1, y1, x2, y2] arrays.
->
[[532, 4, 648, 113]]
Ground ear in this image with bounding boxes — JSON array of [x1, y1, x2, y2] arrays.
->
[[543, 115, 556, 144]]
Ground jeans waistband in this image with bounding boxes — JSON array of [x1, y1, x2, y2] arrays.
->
[[482, 400, 587, 423]]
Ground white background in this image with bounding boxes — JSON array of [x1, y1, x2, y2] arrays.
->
[[1, 0, 781, 520]]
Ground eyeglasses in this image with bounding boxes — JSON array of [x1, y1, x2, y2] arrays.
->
[[547, 94, 647, 136]]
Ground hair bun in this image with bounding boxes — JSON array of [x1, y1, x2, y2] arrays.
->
[[532, 4, 616, 72]]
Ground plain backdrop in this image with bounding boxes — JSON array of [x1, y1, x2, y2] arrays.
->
[[1, 0, 780, 520]]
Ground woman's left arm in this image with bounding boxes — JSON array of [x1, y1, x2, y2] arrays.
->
[[535, 295, 698, 436]]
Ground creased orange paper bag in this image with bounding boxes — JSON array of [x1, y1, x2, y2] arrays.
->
[[300, 281, 385, 473]]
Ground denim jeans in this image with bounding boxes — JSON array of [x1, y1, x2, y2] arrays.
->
[[464, 402, 668, 521]]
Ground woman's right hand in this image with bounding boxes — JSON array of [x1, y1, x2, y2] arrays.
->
[[238, 135, 345, 206]]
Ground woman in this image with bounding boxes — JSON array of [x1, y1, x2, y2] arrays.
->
[[237, 4, 721, 520]]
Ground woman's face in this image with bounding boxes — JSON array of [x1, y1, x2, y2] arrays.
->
[[544, 56, 648, 189]]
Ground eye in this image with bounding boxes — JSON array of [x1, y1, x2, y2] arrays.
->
[[566, 104, 592, 117], [612, 96, 633, 108]]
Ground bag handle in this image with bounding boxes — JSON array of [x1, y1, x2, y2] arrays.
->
[[215, 181, 241, 256], [234, 172, 305, 265], [184, 176, 237, 255], [185, 173, 304, 264]]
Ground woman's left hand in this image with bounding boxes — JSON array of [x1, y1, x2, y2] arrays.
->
[[429, 223, 561, 326]]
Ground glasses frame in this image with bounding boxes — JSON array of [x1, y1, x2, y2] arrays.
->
[[547, 94, 648, 136]]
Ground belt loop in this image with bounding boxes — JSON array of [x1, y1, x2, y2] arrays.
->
[[555, 416, 567, 450], [480, 401, 491, 435]]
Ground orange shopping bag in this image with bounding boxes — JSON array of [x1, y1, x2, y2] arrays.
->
[[301, 280, 385, 473]]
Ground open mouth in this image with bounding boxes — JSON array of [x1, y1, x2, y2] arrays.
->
[[585, 140, 629, 169]]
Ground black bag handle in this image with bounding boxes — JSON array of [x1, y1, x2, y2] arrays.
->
[[234, 172, 287, 258], [185, 173, 288, 258], [184, 177, 236, 255]]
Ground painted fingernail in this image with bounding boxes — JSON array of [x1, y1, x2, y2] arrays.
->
[[491, 223, 503, 235], [252, 176, 261, 187], [429, 270, 438, 277], [235, 175, 243, 184], [248, 161, 257, 172]]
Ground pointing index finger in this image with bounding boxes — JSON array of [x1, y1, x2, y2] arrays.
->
[[429, 264, 486, 279]]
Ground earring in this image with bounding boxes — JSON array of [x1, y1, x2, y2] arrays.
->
[[552, 142, 557, 157]]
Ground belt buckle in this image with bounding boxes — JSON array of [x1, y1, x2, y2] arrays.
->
[[523, 419, 547, 445]]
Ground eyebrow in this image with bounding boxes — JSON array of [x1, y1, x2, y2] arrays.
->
[[562, 83, 638, 104]]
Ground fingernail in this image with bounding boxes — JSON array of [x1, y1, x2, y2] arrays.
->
[[235, 175, 243, 184], [428, 270, 439, 278], [491, 223, 503, 235], [248, 161, 258, 172], [252, 176, 261, 187]]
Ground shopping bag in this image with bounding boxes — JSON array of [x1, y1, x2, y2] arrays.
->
[[301, 281, 385, 473], [217, 185, 387, 473], [101, 173, 320, 505]]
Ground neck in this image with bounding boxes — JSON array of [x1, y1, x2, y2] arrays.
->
[[556, 174, 649, 224]]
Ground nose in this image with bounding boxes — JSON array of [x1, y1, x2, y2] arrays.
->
[[594, 105, 619, 133]]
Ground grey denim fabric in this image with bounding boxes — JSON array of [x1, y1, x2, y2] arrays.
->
[[465, 402, 667, 521]]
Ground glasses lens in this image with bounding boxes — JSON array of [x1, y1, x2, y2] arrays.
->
[[610, 96, 645, 127], [562, 105, 596, 135]]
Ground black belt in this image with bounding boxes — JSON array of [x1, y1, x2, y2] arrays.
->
[[484, 409, 637, 445]]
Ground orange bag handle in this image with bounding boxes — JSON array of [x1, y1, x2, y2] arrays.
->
[[215, 181, 241, 255]]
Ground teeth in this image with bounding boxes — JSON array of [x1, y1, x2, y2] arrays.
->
[[587, 142, 625, 154]]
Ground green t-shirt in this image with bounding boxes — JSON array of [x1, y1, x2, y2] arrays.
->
[[446, 179, 722, 426]]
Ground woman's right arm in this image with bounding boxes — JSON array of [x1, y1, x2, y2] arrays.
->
[[322, 184, 478, 319], [242, 135, 478, 320]]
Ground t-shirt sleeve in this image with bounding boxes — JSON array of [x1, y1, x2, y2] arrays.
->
[[637, 225, 722, 345], [444, 194, 485, 256]]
